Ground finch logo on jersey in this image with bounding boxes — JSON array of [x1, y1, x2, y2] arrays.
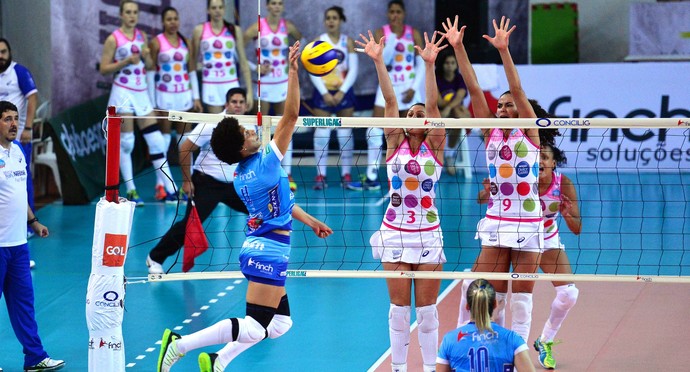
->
[[103, 233, 128, 267], [457, 330, 468, 341]]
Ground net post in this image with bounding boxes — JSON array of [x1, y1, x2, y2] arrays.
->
[[105, 106, 121, 203]]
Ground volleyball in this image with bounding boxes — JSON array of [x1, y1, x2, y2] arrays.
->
[[300, 40, 342, 77]]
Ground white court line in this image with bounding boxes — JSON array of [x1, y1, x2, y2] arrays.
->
[[366, 279, 460, 372], [127, 279, 245, 368]]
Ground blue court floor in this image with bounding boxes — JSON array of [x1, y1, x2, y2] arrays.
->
[[1, 164, 688, 371]]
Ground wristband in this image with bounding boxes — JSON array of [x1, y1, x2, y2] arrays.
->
[[27, 217, 39, 225], [24, 127, 33, 130]]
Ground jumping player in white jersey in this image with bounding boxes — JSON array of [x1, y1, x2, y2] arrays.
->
[[533, 142, 581, 369], [437, 279, 535, 372], [359, 29, 447, 372], [244, 0, 302, 191], [348, 0, 424, 191], [191, 0, 254, 114], [308, 6, 357, 190], [443, 15, 543, 344], [156, 42, 332, 372], [100, 0, 179, 205], [149, 6, 198, 201]]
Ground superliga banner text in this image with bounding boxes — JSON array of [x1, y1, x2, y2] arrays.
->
[[493, 62, 690, 171], [86, 198, 136, 372]]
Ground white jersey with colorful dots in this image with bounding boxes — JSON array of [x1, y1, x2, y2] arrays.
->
[[383, 24, 416, 90], [200, 22, 239, 85], [384, 138, 442, 232], [318, 33, 348, 91], [485, 128, 541, 221], [258, 18, 289, 86], [112, 28, 147, 92], [542, 171, 563, 247], [156, 33, 191, 94]]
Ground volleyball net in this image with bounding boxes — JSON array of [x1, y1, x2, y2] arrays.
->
[[107, 109, 690, 284]]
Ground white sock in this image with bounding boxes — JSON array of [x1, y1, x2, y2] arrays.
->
[[157, 133, 172, 186], [120, 132, 135, 192], [416, 304, 439, 366], [313, 128, 330, 176], [336, 128, 354, 175], [176, 319, 235, 354], [511, 293, 533, 343], [492, 292, 507, 327], [541, 284, 579, 342], [367, 127, 383, 181], [389, 304, 411, 365], [457, 279, 472, 327]]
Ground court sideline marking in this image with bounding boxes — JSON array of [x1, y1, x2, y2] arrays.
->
[[366, 279, 461, 372], [125, 279, 244, 369]]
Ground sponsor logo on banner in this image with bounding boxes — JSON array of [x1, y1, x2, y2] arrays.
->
[[679, 119, 690, 127], [103, 233, 128, 267], [535, 118, 591, 128], [302, 117, 342, 127]]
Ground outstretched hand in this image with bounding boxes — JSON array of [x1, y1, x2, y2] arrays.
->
[[441, 15, 467, 50], [355, 30, 385, 63], [289, 41, 300, 71], [483, 16, 516, 51], [414, 31, 448, 64]]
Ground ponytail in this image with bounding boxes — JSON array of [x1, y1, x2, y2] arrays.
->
[[466, 279, 496, 333]]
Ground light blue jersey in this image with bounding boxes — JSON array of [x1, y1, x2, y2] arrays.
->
[[234, 140, 295, 236], [437, 322, 527, 372]]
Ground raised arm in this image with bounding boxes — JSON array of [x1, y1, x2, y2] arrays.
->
[[441, 16, 492, 120], [415, 31, 447, 154], [356, 30, 406, 149], [272, 41, 300, 155], [483, 17, 538, 143], [356, 31, 399, 120]]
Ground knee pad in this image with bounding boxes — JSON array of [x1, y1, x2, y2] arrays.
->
[[267, 314, 292, 339], [556, 284, 579, 309], [389, 304, 411, 332], [416, 304, 439, 333], [120, 132, 135, 154], [142, 129, 166, 156], [511, 293, 533, 324], [236, 316, 268, 343], [367, 127, 383, 148]]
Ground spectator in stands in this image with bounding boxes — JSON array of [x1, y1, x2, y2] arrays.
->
[[436, 51, 470, 175]]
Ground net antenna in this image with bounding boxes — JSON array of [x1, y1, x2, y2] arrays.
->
[[150, 113, 690, 284]]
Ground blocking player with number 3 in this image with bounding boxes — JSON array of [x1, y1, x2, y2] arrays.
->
[[359, 28, 447, 372]]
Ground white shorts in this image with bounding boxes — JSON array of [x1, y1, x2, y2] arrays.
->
[[108, 85, 153, 116], [156, 90, 193, 111], [370, 225, 446, 264], [543, 233, 565, 250], [374, 84, 422, 111], [475, 217, 544, 253], [254, 80, 288, 103], [202, 81, 239, 107]]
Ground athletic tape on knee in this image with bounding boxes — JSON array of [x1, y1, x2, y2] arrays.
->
[[555, 284, 579, 310], [267, 314, 292, 339], [142, 130, 166, 156], [120, 132, 135, 154], [416, 304, 439, 333]]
